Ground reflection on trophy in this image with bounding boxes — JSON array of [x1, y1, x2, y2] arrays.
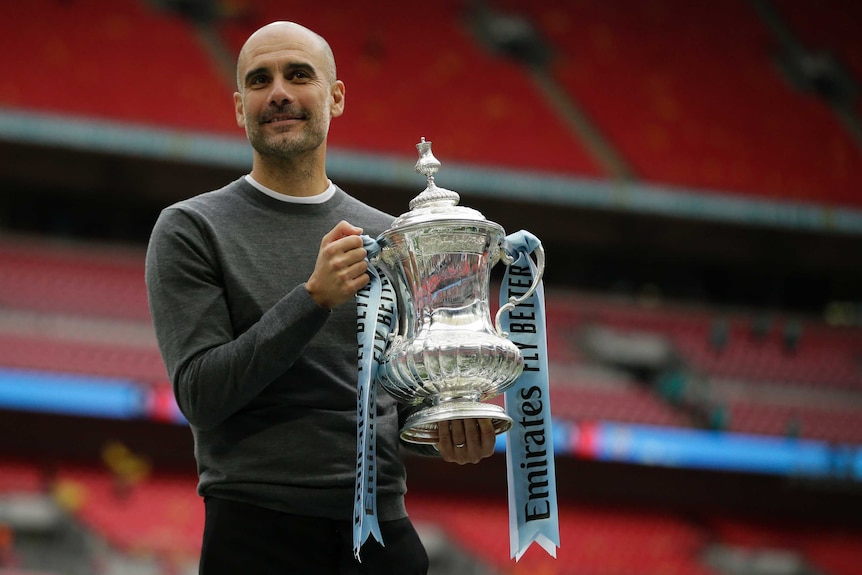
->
[[373, 138, 545, 444]]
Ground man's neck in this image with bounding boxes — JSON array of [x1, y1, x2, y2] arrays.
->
[[249, 151, 330, 198]]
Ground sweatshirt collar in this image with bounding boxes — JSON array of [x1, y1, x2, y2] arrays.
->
[[244, 174, 336, 204]]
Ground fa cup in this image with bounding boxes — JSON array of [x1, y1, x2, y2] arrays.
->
[[372, 138, 545, 444]]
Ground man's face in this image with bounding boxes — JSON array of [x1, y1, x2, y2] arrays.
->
[[234, 26, 344, 159]]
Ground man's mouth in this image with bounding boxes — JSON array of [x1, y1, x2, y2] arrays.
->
[[261, 111, 308, 125]]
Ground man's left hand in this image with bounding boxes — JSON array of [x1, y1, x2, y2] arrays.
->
[[436, 418, 496, 464]]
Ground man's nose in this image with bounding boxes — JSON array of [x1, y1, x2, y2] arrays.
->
[[269, 76, 295, 104]]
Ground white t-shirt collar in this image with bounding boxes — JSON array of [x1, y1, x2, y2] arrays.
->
[[245, 174, 336, 204]]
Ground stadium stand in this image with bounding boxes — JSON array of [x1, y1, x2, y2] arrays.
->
[[407, 493, 720, 575], [2, 229, 861, 440], [1, 0, 861, 573], [706, 514, 862, 575], [722, 399, 862, 443], [55, 464, 202, 560], [2, 227, 860, 569], [494, 0, 862, 207], [3, 0, 858, 205], [1, 0, 237, 135], [0, 235, 150, 321], [2, 227, 861, 445], [22, 458, 862, 575], [0, 335, 165, 384], [554, 292, 862, 443], [547, 375, 694, 428]]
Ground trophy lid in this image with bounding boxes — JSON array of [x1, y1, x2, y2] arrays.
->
[[385, 138, 490, 232]]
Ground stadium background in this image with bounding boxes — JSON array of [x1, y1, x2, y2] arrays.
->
[[0, 0, 861, 573]]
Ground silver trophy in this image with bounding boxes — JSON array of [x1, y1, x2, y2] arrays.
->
[[373, 138, 545, 444]]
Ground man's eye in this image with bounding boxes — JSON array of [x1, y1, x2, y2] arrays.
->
[[250, 76, 268, 86]]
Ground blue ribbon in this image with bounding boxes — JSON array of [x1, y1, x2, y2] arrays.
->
[[501, 230, 560, 560], [352, 235, 394, 560]]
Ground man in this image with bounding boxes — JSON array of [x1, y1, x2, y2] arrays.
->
[[145, 21, 495, 575]]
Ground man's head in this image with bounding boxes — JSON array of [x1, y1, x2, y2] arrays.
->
[[235, 22, 337, 90], [234, 21, 344, 162]]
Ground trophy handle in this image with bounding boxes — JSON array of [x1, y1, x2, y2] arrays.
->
[[494, 244, 545, 337]]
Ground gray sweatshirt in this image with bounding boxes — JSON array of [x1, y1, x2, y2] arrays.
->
[[145, 177, 430, 521]]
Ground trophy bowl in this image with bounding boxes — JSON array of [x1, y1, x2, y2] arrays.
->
[[372, 139, 543, 444]]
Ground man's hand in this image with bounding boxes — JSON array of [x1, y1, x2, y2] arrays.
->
[[305, 220, 369, 310], [436, 418, 496, 464]]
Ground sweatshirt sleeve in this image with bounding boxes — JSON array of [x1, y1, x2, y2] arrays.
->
[[145, 207, 330, 430]]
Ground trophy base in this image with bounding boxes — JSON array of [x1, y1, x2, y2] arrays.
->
[[400, 401, 513, 444]]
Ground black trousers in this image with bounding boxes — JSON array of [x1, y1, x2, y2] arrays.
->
[[199, 497, 429, 575]]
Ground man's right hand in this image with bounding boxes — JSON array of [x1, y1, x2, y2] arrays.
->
[[305, 220, 370, 310]]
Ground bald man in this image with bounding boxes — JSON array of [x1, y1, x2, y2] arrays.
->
[[146, 21, 495, 575]]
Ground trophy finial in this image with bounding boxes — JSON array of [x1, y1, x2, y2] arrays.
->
[[409, 137, 460, 211], [415, 137, 441, 183]]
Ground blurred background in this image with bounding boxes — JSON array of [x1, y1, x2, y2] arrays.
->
[[0, 0, 861, 573]]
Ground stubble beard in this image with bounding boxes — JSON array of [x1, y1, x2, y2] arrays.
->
[[248, 110, 329, 160]]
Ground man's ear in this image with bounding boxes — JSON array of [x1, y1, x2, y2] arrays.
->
[[331, 80, 345, 118], [234, 92, 246, 128]]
